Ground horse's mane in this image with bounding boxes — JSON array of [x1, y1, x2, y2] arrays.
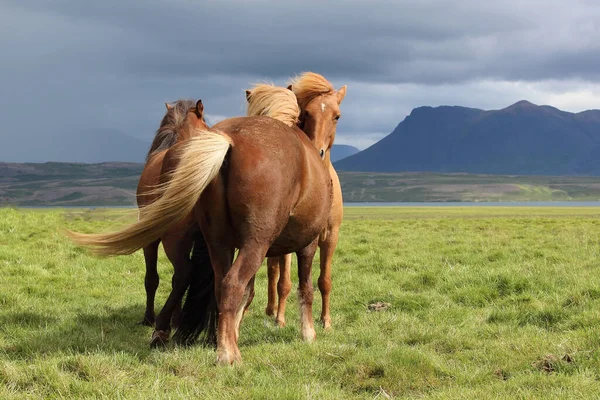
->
[[146, 99, 196, 161], [287, 72, 335, 110], [245, 83, 300, 127]]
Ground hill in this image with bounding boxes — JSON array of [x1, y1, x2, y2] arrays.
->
[[0, 162, 143, 206], [2, 162, 600, 206], [330, 144, 360, 162], [334, 101, 600, 175], [0, 128, 150, 163], [1, 126, 357, 164]]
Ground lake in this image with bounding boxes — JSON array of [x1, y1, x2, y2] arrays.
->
[[13, 201, 600, 209], [344, 201, 600, 207]]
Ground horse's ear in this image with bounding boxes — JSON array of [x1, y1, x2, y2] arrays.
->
[[336, 85, 347, 104], [245, 90, 252, 102], [287, 84, 293, 91], [165, 102, 173, 110], [196, 99, 204, 116]]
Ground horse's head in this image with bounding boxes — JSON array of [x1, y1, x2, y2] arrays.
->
[[162, 99, 209, 134], [288, 72, 347, 162], [244, 83, 300, 128], [184, 99, 209, 131]]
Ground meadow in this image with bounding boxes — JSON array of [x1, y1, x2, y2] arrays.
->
[[1, 206, 600, 398]]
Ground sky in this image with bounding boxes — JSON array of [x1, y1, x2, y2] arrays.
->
[[2, 0, 600, 152]]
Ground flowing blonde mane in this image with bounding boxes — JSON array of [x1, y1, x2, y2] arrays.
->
[[287, 72, 335, 110], [246, 83, 300, 127]]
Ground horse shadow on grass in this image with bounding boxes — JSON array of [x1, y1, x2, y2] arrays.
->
[[1, 304, 300, 360], [1, 305, 156, 359]]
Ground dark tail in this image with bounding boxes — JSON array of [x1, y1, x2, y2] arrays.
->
[[172, 233, 218, 347]]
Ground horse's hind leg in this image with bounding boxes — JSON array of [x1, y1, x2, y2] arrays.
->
[[170, 274, 182, 329], [217, 246, 267, 365], [297, 239, 319, 343], [150, 235, 194, 348], [243, 277, 255, 316], [140, 240, 160, 326], [171, 236, 203, 328], [275, 254, 292, 327], [319, 228, 339, 330], [265, 257, 280, 317]]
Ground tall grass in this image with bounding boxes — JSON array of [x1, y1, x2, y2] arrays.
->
[[1, 206, 600, 398]]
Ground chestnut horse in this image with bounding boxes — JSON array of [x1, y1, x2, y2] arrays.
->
[[136, 99, 209, 336], [259, 73, 345, 330], [66, 78, 347, 364], [138, 92, 298, 347], [143, 81, 341, 347]]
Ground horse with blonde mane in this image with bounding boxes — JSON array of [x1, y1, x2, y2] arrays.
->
[[66, 77, 346, 365], [136, 99, 211, 346], [253, 73, 345, 330], [139, 90, 298, 348]]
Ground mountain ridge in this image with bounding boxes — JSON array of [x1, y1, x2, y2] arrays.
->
[[1, 128, 359, 164], [335, 100, 600, 176]]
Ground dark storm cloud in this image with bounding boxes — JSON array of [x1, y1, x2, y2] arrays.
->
[[1, 0, 599, 158], [8, 0, 600, 84]]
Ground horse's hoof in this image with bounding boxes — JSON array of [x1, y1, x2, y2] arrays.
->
[[265, 307, 276, 317], [301, 327, 316, 343], [216, 349, 242, 366], [150, 330, 170, 348], [275, 319, 286, 328], [321, 318, 332, 330]]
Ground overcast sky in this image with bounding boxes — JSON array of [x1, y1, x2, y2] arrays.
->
[[2, 0, 600, 151]]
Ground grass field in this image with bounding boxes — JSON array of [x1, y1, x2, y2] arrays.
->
[[2, 206, 600, 398]]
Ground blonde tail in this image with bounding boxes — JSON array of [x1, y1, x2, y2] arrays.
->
[[65, 131, 232, 256]]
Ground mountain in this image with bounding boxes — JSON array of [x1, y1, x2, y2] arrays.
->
[[2, 127, 359, 164], [330, 144, 360, 162], [0, 128, 150, 163], [334, 100, 600, 176]]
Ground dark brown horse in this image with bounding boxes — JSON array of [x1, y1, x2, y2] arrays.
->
[[66, 79, 347, 364], [137, 99, 209, 333]]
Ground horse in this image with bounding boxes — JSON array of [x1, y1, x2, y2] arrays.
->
[[66, 76, 347, 365], [259, 73, 345, 330], [140, 80, 343, 346], [135, 99, 210, 344], [138, 91, 299, 348]]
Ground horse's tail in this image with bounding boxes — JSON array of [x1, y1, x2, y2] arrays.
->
[[172, 233, 218, 347], [65, 131, 232, 256]]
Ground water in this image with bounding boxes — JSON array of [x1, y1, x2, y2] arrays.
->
[[345, 201, 600, 207], [13, 201, 600, 209]]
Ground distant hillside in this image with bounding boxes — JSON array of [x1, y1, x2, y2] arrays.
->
[[2, 162, 600, 206], [1, 126, 358, 164], [330, 144, 360, 162], [334, 100, 600, 176], [0, 162, 143, 206], [0, 128, 150, 163]]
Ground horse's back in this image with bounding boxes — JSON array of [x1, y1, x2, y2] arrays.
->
[[210, 116, 332, 254], [213, 116, 306, 188]]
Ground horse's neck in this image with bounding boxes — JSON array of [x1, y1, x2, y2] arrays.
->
[[324, 151, 333, 168], [176, 126, 192, 142], [293, 126, 336, 174]]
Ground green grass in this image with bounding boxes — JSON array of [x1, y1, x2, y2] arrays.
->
[[2, 206, 600, 398]]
